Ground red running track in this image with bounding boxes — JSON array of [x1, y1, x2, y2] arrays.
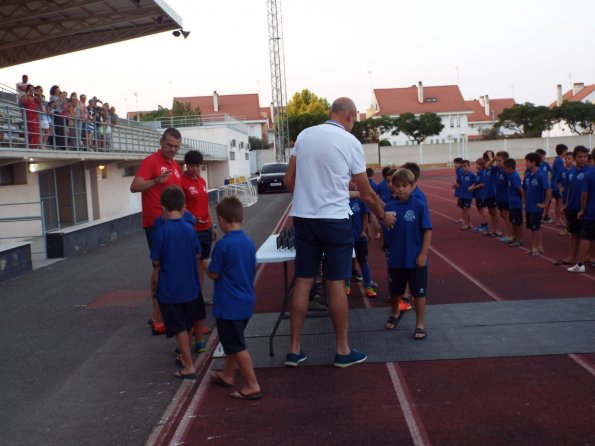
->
[[152, 167, 595, 446]]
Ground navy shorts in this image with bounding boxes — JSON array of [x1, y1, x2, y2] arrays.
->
[[509, 208, 523, 225], [484, 197, 497, 209], [159, 296, 206, 338], [197, 229, 213, 260], [526, 211, 543, 231], [216, 318, 249, 354], [475, 198, 487, 209], [564, 209, 582, 234], [293, 217, 353, 280], [498, 202, 509, 212], [552, 190, 562, 199], [579, 219, 595, 241], [388, 267, 428, 298], [458, 198, 472, 209], [144, 226, 154, 250], [354, 240, 369, 264]]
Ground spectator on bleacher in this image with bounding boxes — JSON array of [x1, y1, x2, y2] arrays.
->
[[19, 84, 41, 148], [79, 94, 89, 149], [16, 74, 29, 102], [49, 85, 66, 149], [86, 98, 96, 149], [69, 92, 83, 148], [37, 87, 50, 149]]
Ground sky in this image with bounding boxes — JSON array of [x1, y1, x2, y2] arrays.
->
[[1, 0, 593, 117]]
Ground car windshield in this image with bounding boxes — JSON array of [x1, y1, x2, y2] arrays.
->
[[261, 163, 288, 174]]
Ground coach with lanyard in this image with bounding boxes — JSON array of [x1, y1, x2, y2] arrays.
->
[[283, 97, 395, 368]]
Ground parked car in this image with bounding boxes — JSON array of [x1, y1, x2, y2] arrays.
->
[[257, 162, 289, 193]]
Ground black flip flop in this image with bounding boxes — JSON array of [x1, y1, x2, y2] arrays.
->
[[385, 315, 399, 330], [230, 390, 264, 400], [174, 370, 197, 380], [413, 327, 427, 340], [210, 372, 233, 388]]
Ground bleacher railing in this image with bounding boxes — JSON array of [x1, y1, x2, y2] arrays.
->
[[155, 113, 250, 135], [0, 98, 228, 160]]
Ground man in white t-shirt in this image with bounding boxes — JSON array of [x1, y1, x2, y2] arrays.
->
[[16, 74, 29, 102], [283, 97, 395, 368]]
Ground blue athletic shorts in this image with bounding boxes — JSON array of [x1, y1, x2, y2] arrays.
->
[[216, 318, 248, 354], [458, 198, 472, 209], [509, 208, 523, 225], [388, 267, 428, 298], [526, 211, 543, 231], [293, 217, 353, 281]]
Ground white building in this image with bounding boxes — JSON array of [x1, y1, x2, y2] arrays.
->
[[544, 82, 595, 138], [465, 96, 516, 140]]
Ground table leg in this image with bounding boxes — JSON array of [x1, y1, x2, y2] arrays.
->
[[269, 261, 294, 356]]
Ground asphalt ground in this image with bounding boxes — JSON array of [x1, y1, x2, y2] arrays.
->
[[0, 192, 292, 446]]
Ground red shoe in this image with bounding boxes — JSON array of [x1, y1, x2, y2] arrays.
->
[[152, 322, 166, 335], [398, 299, 412, 311]]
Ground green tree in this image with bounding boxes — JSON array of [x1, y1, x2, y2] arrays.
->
[[379, 139, 392, 146], [392, 112, 444, 144], [248, 136, 264, 150], [287, 112, 328, 143], [553, 101, 595, 135], [496, 103, 554, 137], [139, 101, 201, 121], [287, 89, 330, 115]]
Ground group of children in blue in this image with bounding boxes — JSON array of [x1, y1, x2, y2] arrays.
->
[[453, 144, 595, 270], [150, 186, 263, 400], [350, 164, 432, 340]]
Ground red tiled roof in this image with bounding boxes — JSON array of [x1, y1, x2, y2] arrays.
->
[[548, 84, 595, 108], [372, 84, 472, 116], [174, 93, 265, 121], [466, 98, 516, 122], [259, 106, 273, 126]]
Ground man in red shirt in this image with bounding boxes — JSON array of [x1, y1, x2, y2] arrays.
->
[[130, 127, 183, 333]]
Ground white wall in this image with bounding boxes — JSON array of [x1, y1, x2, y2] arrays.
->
[[0, 168, 43, 241], [380, 113, 471, 146], [96, 164, 142, 218]]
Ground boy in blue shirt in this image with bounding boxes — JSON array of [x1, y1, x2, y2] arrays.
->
[[366, 167, 379, 194], [488, 151, 513, 242], [207, 196, 262, 400], [523, 152, 551, 256], [402, 162, 428, 206], [382, 168, 432, 340], [469, 158, 490, 233], [535, 149, 553, 223], [550, 144, 568, 227], [454, 160, 476, 230], [377, 166, 392, 199], [503, 159, 524, 247], [452, 157, 464, 223], [569, 167, 595, 272], [482, 151, 500, 237], [150, 186, 207, 380]]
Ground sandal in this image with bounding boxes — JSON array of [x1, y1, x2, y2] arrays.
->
[[413, 327, 427, 340], [554, 259, 573, 266], [210, 372, 234, 388], [385, 315, 399, 330]]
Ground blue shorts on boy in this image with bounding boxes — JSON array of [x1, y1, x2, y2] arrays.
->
[[208, 229, 256, 320]]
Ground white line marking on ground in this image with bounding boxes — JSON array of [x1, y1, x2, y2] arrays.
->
[[386, 362, 432, 446], [568, 354, 595, 377]]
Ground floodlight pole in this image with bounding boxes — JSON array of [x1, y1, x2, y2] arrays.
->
[[267, 0, 290, 162]]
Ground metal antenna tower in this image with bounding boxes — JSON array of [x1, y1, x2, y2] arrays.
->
[[267, 0, 289, 162]]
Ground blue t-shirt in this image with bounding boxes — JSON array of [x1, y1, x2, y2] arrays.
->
[[559, 167, 572, 203], [566, 165, 591, 211], [412, 186, 427, 206], [152, 211, 196, 231], [150, 218, 201, 304], [523, 169, 550, 212], [485, 166, 498, 198], [584, 170, 595, 220], [208, 229, 256, 320], [377, 179, 389, 199], [383, 196, 432, 269], [474, 169, 490, 200], [539, 161, 552, 186], [507, 171, 523, 210], [458, 171, 476, 199], [496, 167, 509, 203], [551, 156, 564, 192], [454, 167, 464, 198], [349, 197, 369, 241], [368, 178, 379, 194]]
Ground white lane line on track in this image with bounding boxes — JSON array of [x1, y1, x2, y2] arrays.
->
[[568, 354, 595, 377], [386, 362, 432, 446]]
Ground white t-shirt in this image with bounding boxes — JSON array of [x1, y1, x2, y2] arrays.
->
[[290, 121, 366, 219]]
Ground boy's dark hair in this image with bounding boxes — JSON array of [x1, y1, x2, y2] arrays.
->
[[184, 150, 203, 165], [160, 185, 185, 212], [366, 167, 375, 178], [482, 150, 495, 161], [476, 157, 486, 166], [555, 144, 568, 155], [401, 162, 421, 180], [162, 127, 182, 140], [381, 166, 392, 177], [525, 152, 542, 166], [496, 151, 510, 160], [462, 160, 470, 166], [503, 158, 516, 169], [216, 196, 243, 223], [573, 145, 589, 157], [387, 168, 397, 178], [535, 149, 547, 157], [453, 157, 463, 164], [392, 168, 415, 186]]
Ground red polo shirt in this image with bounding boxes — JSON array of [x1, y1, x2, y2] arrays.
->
[[136, 150, 183, 227], [181, 172, 212, 231]]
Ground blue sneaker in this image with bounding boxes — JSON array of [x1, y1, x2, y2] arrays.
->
[[285, 351, 307, 367], [333, 349, 367, 368], [194, 340, 206, 353]]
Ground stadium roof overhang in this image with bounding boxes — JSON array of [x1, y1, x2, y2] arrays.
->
[[0, 0, 184, 69]]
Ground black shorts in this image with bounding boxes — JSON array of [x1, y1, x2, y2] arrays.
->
[[354, 240, 369, 264], [475, 198, 487, 209], [159, 295, 206, 338], [564, 209, 582, 234], [525, 211, 543, 231], [216, 318, 249, 354], [509, 208, 523, 225], [388, 267, 428, 298], [484, 197, 497, 209], [294, 217, 353, 280], [458, 198, 472, 209], [144, 226, 154, 250], [498, 202, 509, 211], [197, 229, 213, 260], [579, 219, 595, 241], [552, 190, 562, 199]]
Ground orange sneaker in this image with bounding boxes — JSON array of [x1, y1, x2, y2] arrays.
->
[[152, 321, 166, 335], [398, 299, 412, 311], [365, 286, 377, 298]]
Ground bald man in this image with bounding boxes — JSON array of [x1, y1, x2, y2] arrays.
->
[[283, 97, 395, 368]]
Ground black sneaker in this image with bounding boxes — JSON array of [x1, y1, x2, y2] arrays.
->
[[351, 271, 363, 282], [542, 215, 553, 223]]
